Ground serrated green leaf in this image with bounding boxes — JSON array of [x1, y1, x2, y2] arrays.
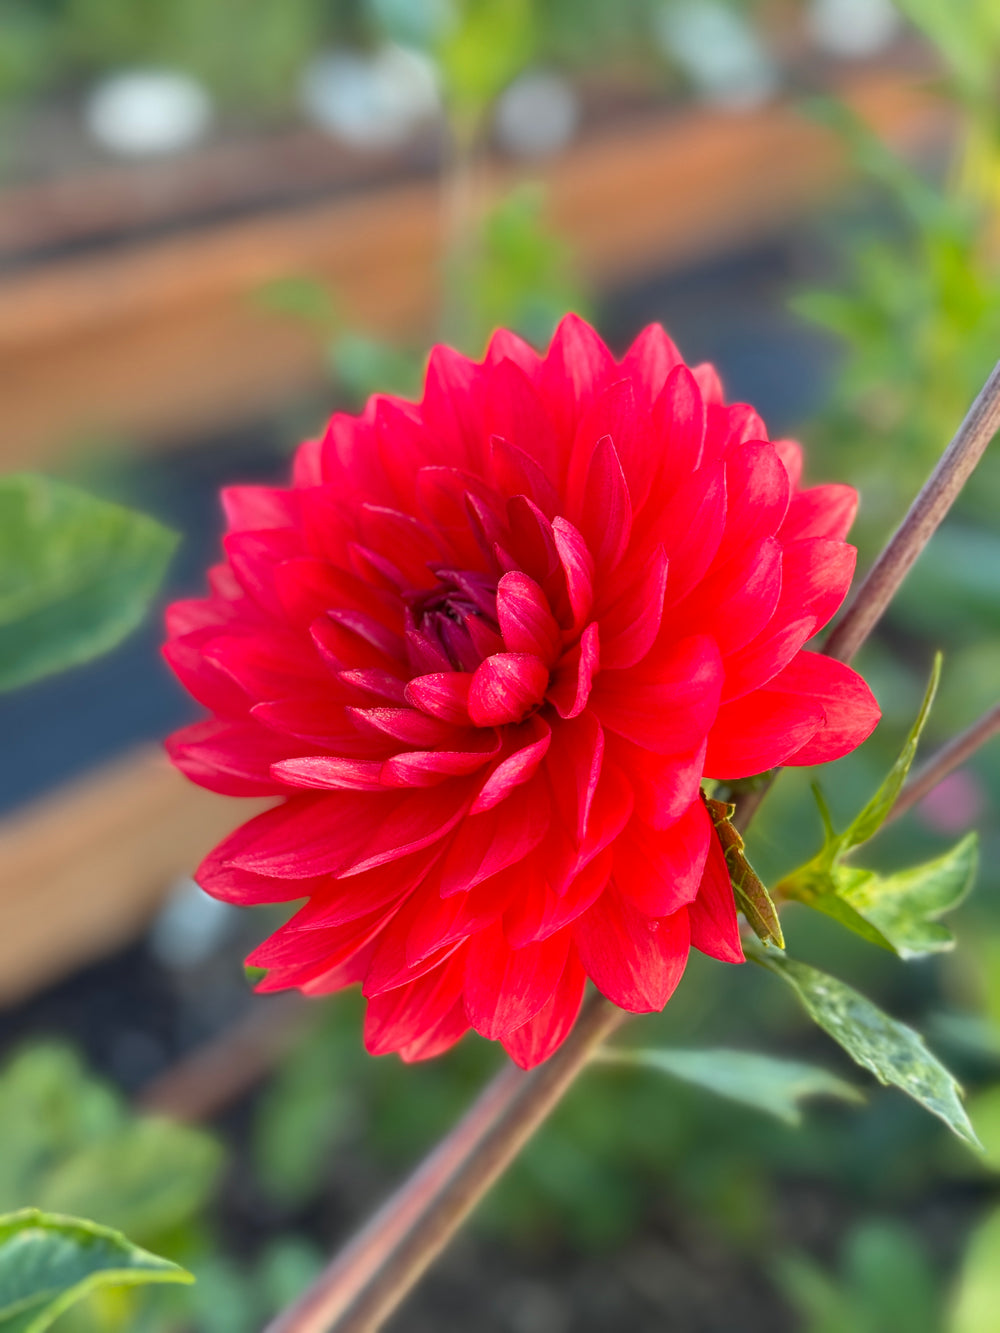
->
[[597, 1047, 862, 1126], [835, 833, 978, 960], [704, 798, 784, 947], [0, 474, 177, 692], [750, 946, 980, 1147], [0, 1209, 191, 1333]]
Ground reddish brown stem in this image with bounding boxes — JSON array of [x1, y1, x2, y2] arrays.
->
[[264, 994, 625, 1333], [824, 359, 1000, 664], [887, 700, 1000, 823], [734, 358, 1000, 833]]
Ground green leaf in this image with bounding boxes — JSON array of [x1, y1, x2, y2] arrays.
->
[[750, 946, 980, 1147], [704, 798, 784, 948], [778, 658, 977, 957], [0, 474, 177, 692], [838, 652, 942, 856], [834, 833, 978, 959], [598, 1047, 862, 1126], [0, 1209, 191, 1333]]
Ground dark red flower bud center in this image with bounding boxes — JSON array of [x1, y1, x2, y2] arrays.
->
[[407, 569, 501, 673]]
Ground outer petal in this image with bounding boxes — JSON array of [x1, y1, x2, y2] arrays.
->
[[502, 947, 587, 1069], [688, 829, 744, 964], [574, 885, 689, 1012], [780, 652, 881, 765]]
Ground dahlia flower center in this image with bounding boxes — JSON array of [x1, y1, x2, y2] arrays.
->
[[407, 569, 501, 673]]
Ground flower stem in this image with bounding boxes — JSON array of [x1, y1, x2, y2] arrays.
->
[[824, 358, 1000, 664], [887, 700, 1000, 824], [264, 993, 626, 1333]]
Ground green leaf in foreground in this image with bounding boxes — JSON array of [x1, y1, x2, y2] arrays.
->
[[0, 474, 177, 692], [598, 1047, 862, 1126], [0, 1209, 192, 1333], [750, 946, 980, 1147]]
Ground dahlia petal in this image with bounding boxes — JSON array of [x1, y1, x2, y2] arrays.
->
[[614, 798, 712, 917], [566, 378, 636, 515], [358, 504, 442, 587], [692, 362, 723, 405], [274, 559, 387, 629], [574, 885, 689, 1012], [337, 669, 409, 704], [271, 756, 386, 791], [705, 402, 768, 461], [778, 652, 881, 766], [538, 312, 617, 444], [579, 434, 633, 571], [463, 923, 570, 1039], [252, 695, 374, 751], [502, 947, 586, 1069], [721, 615, 818, 702], [597, 545, 668, 670], [197, 827, 323, 905], [496, 571, 561, 663], [619, 323, 682, 403], [398, 999, 470, 1062], [551, 516, 595, 631], [406, 868, 521, 964], [489, 434, 560, 516], [616, 736, 707, 831], [222, 486, 299, 533], [224, 530, 303, 616], [654, 462, 727, 605], [415, 467, 493, 568], [781, 484, 858, 542], [311, 616, 403, 675], [348, 705, 467, 748], [546, 622, 598, 720], [715, 441, 790, 560], [207, 632, 330, 701], [594, 634, 723, 755], [704, 683, 826, 780], [439, 781, 551, 895], [364, 951, 468, 1056], [779, 538, 856, 630], [381, 736, 502, 788], [544, 708, 604, 840], [503, 846, 612, 947], [670, 537, 782, 655], [363, 889, 466, 996], [248, 901, 397, 976], [295, 942, 377, 996], [505, 494, 562, 597], [468, 652, 550, 727], [162, 635, 249, 716], [422, 344, 483, 469], [290, 846, 441, 929], [471, 717, 552, 813], [688, 829, 745, 964], [405, 672, 473, 724], [651, 364, 706, 476], [773, 438, 803, 489], [292, 438, 324, 487], [484, 329, 543, 377], [374, 397, 438, 503], [327, 608, 407, 666]]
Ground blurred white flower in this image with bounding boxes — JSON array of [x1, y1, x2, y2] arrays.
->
[[494, 71, 580, 158], [149, 876, 237, 970], [655, 1, 779, 110], [84, 69, 212, 157], [807, 0, 900, 59], [298, 45, 440, 149]]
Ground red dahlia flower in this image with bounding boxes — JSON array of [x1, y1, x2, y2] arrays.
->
[[165, 315, 879, 1068]]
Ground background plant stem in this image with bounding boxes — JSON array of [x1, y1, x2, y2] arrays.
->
[[265, 994, 625, 1333]]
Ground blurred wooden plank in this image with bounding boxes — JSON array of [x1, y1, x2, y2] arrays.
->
[[0, 68, 947, 468], [0, 745, 269, 1005]]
